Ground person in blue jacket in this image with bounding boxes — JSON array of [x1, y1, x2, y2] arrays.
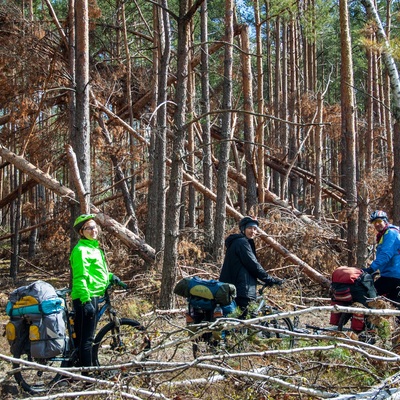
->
[[363, 210, 400, 305], [219, 216, 283, 318]]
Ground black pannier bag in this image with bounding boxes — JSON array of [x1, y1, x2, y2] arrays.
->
[[5, 280, 66, 358]]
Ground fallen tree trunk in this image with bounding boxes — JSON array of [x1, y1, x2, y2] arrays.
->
[[0, 178, 38, 209], [92, 95, 331, 287], [0, 144, 156, 264], [93, 212, 155, 264], [263, 156, 346, 205], [0, 145, 76, 201], [179, 163, 331, 288], [0, 219, 53, 242], [265, 153, 346, 195]]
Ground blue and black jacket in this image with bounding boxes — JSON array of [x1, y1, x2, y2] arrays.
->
[[369, 224, 400, 279]]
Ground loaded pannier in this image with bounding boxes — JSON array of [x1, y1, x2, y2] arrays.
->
[[174, 276, 236, 314], [330, 266, 377, 332], [5, 280, 66, 358]]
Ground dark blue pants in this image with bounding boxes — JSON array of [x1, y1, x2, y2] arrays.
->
[[374, 276, 400, 307], [73, 297, 99, 368], [235, 297, 257, 319]]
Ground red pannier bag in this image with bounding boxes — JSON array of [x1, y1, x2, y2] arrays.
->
[[329, 266, 376, 331], [351, 313, 365, 332], [331, 266, 363, 284], [330, 267, 362, 328], [329, 301, 342, 326]]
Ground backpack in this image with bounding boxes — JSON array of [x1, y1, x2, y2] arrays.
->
[[174, 276, 236, 310], [5, 280, 66, 358], [329, 267, 377, 332]]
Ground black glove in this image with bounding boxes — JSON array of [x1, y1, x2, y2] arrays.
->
[[83, 301, 95, 319], [273, 278, 284, 286], [264, 277, 284, 287], [361, 267, 374, 275], [111, 274, 128, 289]]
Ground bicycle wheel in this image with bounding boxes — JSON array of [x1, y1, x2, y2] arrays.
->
[[256, 312, 295, 350], [227, 310, 294, 352], [93, 318, 150, 376], [12, 336, 68, 395], [221, 312, 294, 355]]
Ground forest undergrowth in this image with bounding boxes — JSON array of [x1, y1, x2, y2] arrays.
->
[[1, 211, 400, 399]]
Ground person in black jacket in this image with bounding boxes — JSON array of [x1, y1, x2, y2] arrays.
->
[[219, 216, 283, 317]]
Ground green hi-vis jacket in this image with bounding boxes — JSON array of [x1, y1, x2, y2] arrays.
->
[[70, 238, 113, 303]]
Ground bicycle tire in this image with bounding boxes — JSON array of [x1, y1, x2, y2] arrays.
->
[[192, 312, 295, 358], [12, 335, 68, 395], [224, 311, 295, 353], [92, 318, 150, 377], [258, 312, 295, 350]]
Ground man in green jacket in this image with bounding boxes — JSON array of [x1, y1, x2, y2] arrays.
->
[[70, 214, 126, 371]]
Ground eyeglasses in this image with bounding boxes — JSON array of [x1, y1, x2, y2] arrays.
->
[[83, 225, 97, 231], [373, 219, 384, 224]]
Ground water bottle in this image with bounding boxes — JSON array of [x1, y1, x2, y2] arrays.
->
[[213, 304, 223, 320], [186, 301, 194, 324], [213, 304, 225, 341]]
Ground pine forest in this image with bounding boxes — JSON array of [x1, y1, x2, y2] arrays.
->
[[1, 0, 400, 398]]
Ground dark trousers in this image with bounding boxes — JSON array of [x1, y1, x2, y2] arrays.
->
[[374, 276, 400, 307], [73, 297, 99, 368], [235, 297, 257, 319]]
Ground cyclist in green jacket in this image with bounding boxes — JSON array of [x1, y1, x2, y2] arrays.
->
[[70, 214, 126, 371]]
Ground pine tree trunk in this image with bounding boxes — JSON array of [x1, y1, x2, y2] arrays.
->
[[187, 26, 196, 230], [340, 0, 358, 267], [159, 0, 192, 309], [213, 0, 234, 261], [200, 0, 214, 253], [147, 1, 170, 251], [314, 92, 323, 220], [73, 0, 90, 213], [254, 0, 265, 209], [240, 24, 257, 214]]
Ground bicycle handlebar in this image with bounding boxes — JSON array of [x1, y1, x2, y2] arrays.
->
[[56, 283, 127, 302]]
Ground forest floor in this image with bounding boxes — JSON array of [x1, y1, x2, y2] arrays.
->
[[0, 256, 330, 399], [1, 256, 399, 399]]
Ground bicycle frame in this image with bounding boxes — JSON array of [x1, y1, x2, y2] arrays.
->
[[255, 283, 283, 315], [53, 285, 119, 363], [97, 288, 119, 325]]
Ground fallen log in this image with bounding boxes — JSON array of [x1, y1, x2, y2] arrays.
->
[[0, 141, 329, 287], [0, 144, 156, 264], [92, 96, 332, 287]]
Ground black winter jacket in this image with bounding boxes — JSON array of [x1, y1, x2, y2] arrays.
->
[[219, 233, 277, 302]]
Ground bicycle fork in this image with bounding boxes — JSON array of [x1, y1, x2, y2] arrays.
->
[[108, 309, 124, 349]]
